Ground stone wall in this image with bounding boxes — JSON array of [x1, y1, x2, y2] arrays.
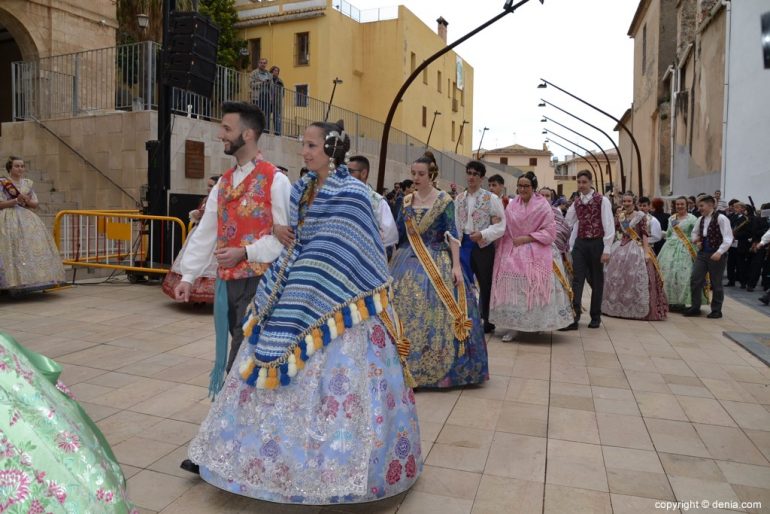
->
[[0, 111, 419, 213]]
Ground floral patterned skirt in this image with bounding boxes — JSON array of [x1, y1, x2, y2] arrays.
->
[[0, 207, 64, 292], [188, 313, 422, 504], [390, 245, 488, 388], [602, 240, 651, 319], [0, 333, 134, 513], [489, 247, 574, 332], [160, 224, 218, 303]]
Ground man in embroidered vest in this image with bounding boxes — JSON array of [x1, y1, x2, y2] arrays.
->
[[560, 170, 616, 330], [174, 101, 291, 371], [455, 160, 506, 333], [684, 195, 734, 318], [348, 155, 398, 249]]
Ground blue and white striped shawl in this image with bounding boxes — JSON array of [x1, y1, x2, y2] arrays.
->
[[244, 166, 389, 370]]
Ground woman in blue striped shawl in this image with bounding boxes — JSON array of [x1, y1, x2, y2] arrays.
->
[[187, 121, 422, 504]]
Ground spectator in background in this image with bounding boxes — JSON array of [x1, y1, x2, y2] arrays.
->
[[726, 199, 745, 287], [732, 202, 752, 288], [299, 167, 309, 178], [348, 155, 398, 249], [487, 174, 509, 208], [249, 58, 272, 132], [746, 204, 769, 292], [651, 197, 669, 254], [638, 196, 663, 253], [688, 196, 699, 217], [269, 66, 284, 136], [715, 190, 727, 213]]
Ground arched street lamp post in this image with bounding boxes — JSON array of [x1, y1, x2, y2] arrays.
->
[[375, 0, 544, 192], [543, 129, 604, 192], [546, 139, 598, 184], [539, 78, 643, 195], [542, 116, 614, 193]]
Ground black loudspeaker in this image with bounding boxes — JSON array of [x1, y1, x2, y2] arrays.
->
[[164, 11, 220, 97]]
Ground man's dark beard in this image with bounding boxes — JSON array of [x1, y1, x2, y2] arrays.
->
[[224, 133, 246, 156]]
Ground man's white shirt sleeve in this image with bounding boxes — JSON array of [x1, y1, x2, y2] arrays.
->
[[180, 184, 220, 284], [601, 196, 615, 254], [481, 193, 506, 243], [378, 200, 399, 247], [648, 216, 662, 244], [245, 171, 291, 263]]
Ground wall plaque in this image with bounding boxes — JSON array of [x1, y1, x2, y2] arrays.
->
[[185, 140, 205, 179]]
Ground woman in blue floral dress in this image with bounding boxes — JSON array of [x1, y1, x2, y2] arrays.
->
[[187, 121, 421, 504], [390, 155, 488, 388]]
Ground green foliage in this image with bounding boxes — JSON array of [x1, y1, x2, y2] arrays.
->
[[199, 0, 247, 69]]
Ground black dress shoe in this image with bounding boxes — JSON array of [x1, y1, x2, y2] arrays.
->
[[682, 308, 702, 317], [707, 311, 723, 319], [726, 281, 735, 287], [484, 323, 496, 334], [559, 321, 579, 331], [588, 318, 601, 329], [760, 294, 770, 305], [180, 459, 200, 475]]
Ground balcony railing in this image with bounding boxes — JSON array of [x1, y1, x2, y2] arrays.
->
[[11, 41, 484, 186]]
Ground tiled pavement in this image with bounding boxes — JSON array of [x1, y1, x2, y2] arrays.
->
[[1, 280, 770, 514]]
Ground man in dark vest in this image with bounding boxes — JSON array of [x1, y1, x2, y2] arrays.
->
[[560, 170, 615, 330], [684, 195, 734, 318]]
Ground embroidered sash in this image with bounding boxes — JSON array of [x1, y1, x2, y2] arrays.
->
[[0, 178, 20, 199], [552, 260, 574, 314], [403, 202, 472, 355], [673, 223, 711, 298], [627, 225, 664, 283]]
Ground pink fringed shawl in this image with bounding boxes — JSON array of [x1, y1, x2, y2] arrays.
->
[[491, 194, 556, 310]]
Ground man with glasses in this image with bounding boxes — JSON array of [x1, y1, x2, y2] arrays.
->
[[455, 160, 506, 334], [348, 155, 398, 248], [561, 169, 615, 330]]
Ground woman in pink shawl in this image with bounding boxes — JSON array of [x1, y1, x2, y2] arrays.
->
[[490, 173, 574, 341]]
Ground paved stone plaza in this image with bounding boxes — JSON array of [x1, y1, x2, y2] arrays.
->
[[1, 280, 769, 513]]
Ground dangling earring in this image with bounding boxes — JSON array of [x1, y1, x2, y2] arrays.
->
[[329, 156, 336, 171]]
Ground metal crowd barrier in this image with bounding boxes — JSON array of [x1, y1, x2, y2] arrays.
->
[[53, 210, 187, 276]]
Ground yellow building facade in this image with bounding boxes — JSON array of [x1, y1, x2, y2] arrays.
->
[[234, 0, 474, 155]]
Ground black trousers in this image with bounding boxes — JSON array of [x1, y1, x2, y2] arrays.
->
[[690, 251, 727, 313], [226, 276, 260, 372], [747, 250, 768, 289], [727, 247, 740, 283], [471, 243, 495, 326], [571, 238, 605, 321]]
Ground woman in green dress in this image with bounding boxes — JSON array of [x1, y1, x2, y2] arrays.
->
[[0, 332, 135, 513], [657, 196, 704, 309]]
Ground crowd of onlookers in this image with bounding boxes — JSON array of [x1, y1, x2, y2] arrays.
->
[[249, 58, 285, 136]]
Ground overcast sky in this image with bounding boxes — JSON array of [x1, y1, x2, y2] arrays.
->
[[349, 0, 637, 158]]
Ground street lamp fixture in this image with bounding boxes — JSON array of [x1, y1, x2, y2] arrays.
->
[[543, 128, 604, 191], [539, 98, 623, 192], [545, 138, 598, 184], [455, 120, 470, 154], [137, 13, 150, 30], [375, 0, 544, 192], [537, 81, 547, 88], [476, 126, 490, 159], [542, 115, 613, 193], [538, 102, 546, 108], [539, 78, 643, 195], [324, 77, 344, 122], [426, 111, 442, 149], [540, 117, 547, 122]]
